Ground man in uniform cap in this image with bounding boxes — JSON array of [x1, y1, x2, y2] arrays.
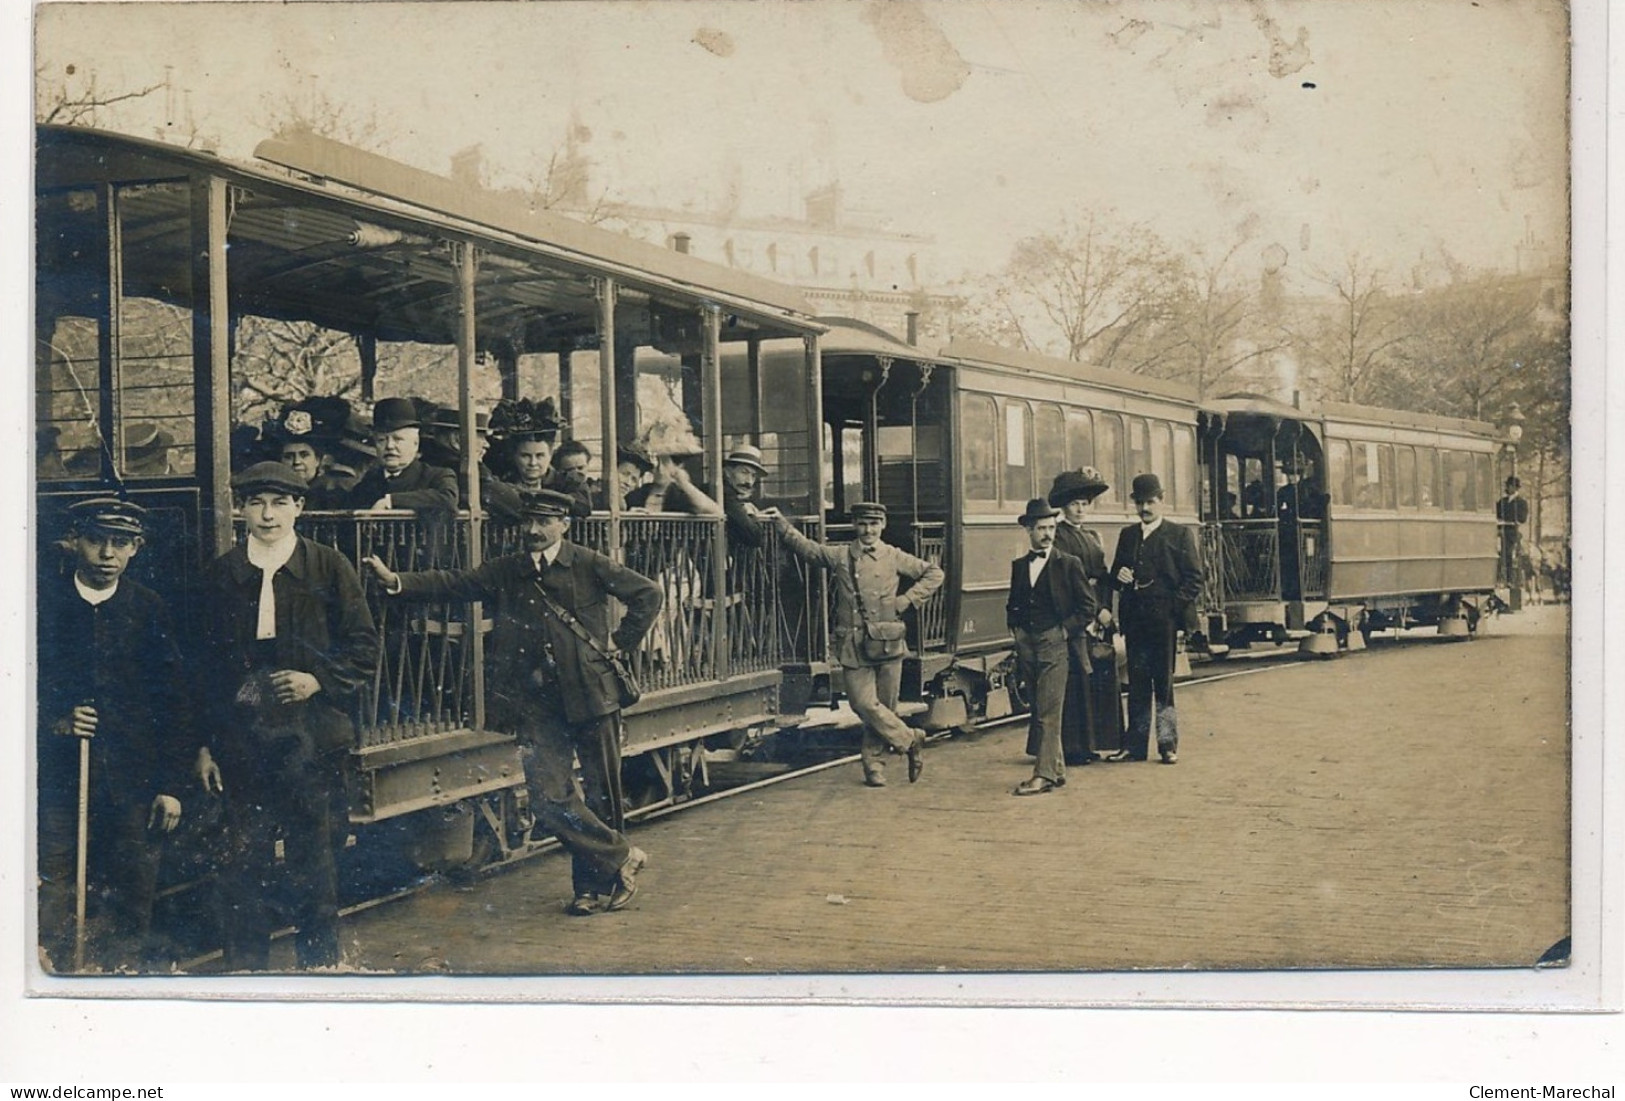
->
[[772, 502, 944, 787], [37, 498, 193, 971], [364, 488, 662, 916], [195, 462, 379, 969], [1107, 473, 1204, 764], [1006, 498, 1096, 795], [342, 396, 457, 515]]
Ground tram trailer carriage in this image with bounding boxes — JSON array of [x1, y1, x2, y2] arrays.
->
[[36, 124, 832, 869]]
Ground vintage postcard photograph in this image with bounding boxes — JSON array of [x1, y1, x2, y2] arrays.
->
[[21, 0, 1602, 1014]]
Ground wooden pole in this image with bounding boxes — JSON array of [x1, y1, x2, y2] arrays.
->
[[74, 736, 90, 971], [702, 306, 726, 677], [456, 242, 485, 731], [598, 278, 622, 559]]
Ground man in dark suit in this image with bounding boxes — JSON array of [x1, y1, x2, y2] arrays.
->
[[37, 498, 193, 971], [1107, 473, 1204, 765], [343, 396, 458, 515], [364, 489, 663, 916], [196, 463, 380, 969], [422, 406, 526, 523], [1007, 499, 1097, 795]]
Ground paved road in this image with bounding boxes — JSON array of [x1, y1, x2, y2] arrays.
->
[[338, 605, 1570, 975]]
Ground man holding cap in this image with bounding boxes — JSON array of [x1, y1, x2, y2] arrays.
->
[[343, 396, 458, 515], [37, 498, 192, 971], [196, 462, 379, 969], [1007, 498, 1096, 795], [773, 503, 943, 787], [363, 489, 662, 916], [1107, 473, 1204, 764]]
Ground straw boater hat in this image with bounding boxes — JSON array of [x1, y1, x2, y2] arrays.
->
[[1017, 498, 1060, 526], [123, 423, 175, 476], [1130, 473, 1164, 501], [1047, 467, 1110, 508], [724, 444, 769, 475]]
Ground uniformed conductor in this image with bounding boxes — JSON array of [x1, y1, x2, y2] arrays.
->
[[196, 462, 380, 969], [364, 489, 662, 916], [1107, 473, 1204, 764], [773, 502, 944, 787], [37, 498, 192, 971]]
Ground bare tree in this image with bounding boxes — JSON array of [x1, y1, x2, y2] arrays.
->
[[1290, 252, 1412, 404], [1142, 241, 1292, 398], [35, 62, 162, 126]]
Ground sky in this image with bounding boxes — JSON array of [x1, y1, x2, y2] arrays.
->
[[33, 0, 1571, 290]]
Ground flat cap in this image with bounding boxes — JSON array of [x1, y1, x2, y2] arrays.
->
[[232, 461, 309, 497], [849, 501, 888, 522]]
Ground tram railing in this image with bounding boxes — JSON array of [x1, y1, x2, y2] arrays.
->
[[1296, 519, 1328, 598], [778, 515, 831, 666], [1216, 519, 1281, 601], [1197, 521, 1228, 619], [913, 522, 948, 650]]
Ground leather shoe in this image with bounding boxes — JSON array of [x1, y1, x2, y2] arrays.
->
[[863, 771, 887, 788], [1104, 749, 1145, 762], [603, 846, 647, 912], [564, 892, 599, 917], [1160, 749, 1178, 765], [1014, 776, 1060, 796], [906, 733, 925, 783]]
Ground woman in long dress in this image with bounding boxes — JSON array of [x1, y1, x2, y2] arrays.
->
[[1036, 467, 1124, 764]]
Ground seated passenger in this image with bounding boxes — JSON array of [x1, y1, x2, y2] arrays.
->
[[490, 397, 562, 490], [306, 412, 374, 504], [597, 442, 656, 512], [424, 406, 525, 523], [271, 396, 353, 510], [122, 424, 175, 478], [1241, 477, 1270, 518], [543, 440, 595, 518], [341, 397, 457, 515]]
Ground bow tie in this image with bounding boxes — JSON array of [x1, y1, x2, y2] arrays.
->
[[1027, 551, 1048, 562]]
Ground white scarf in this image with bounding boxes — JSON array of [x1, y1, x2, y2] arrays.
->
[[246, 533, 299, 640], [73, 576, 118, 606]]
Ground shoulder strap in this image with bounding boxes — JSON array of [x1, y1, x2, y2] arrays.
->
[[532, 577, 617, 663], [847, 545, 869, 628]]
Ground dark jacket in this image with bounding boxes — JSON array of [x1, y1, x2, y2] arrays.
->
[[1006, 549, 1097, 637], [1109, 520, 1205, 633], [37, 570, 192, 811], [393, 542, 662, 725], [1053, 521, 1109, 584], [197, 538, 379, 769], [343, 458, 458, 515], [661, 481, 767, 549]]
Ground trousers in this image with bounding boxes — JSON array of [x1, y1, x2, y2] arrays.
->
[[1123, 615, 1180, 759], [844, 659, 914, 777], [516, 700, 632, 897], [1014, 626, 1068, 783], [38, 798, 165, 972]]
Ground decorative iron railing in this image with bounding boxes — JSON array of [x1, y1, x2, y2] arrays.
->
[[913, 522, 948, 650], [1216, 519, 1281, 601], [1295, 519, 1328, 598]]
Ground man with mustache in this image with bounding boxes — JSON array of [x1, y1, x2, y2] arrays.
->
[[364, 489, 662, 916], [1007, 498, 1096, 795], [1106, 473, 1204, 765], [343, 396, 457, 516]]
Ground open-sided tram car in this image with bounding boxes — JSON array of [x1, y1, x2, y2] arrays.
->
[[35, 123, 833, 868]]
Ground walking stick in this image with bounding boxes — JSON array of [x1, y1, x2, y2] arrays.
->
[[74, 734, 90, 972]]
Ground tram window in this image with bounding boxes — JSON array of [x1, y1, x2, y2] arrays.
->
[[1350, 442, 1380, 508], [1127, 416, 1151, 482], [1094, 413, 1123, 504], [1442, 450, 1473, 511], [1377, 444, 1397, 509], [1222, 453, 1244, 517], [1003, 400, 1033, 503], [961, 393, 998, 504], [1327, 439, 1353, 506], [1474, 453, 1495, 512], [37, 188, 106, 480], [1395, 446, 1418, 508], [1035, 403, 1066, 488], [1064, 408, 1094, 470], [759, 352, 812, 502], [1150, 421, 1174, 505], [116, 182, 197, 478], [1416, 447, 1440, 509], [1173, 424, 1196, 512]]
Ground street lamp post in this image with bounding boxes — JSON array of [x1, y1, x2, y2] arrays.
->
[[1500, 402, 1526, 611]]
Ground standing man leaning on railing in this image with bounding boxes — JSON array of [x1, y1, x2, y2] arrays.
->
[[363, 488, 662, 917], [772, 502, 944, 788]]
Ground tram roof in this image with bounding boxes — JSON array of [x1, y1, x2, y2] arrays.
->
[[938, 339, 1198, 403], [37, 125, 823, 340], [1319, 400, 1499, 440], [815, 317, 935, 359]]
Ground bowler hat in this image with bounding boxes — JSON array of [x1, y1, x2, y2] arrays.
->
[[850, 501, 888, 522], [1017, 497, 1060, 526], [371, 397, 421, 433], [519, 488, 577, 518], [69, 496, 146, 537], [427, 407, 492, 434], [232, 461, 308, 498], [123, 423, 174, 476], [1047, 467, 1110, 507], [1130, 473, 1164, 502], [724, 444, 769, 475]]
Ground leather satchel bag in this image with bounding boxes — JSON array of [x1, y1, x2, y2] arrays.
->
[[859, 620, 907, 663]]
